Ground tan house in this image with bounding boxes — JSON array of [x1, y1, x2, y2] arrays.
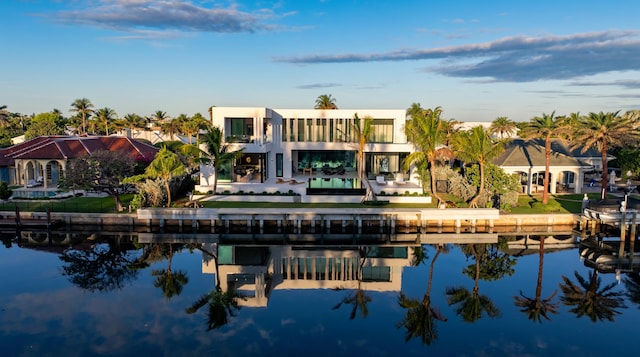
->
[[0, 136, 158, 189]]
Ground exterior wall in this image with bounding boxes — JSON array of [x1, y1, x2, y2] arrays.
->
[[201, 107, 414, 189]]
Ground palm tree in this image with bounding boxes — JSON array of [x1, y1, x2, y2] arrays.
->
[[624, 272, 640, 309], [489, 116, 517, 139], [519, 112, 569, 204], [94, 107, 117, 136], [572, 111, 640, 199], [446, 244, 501, 322], [121, 113, 146, 133], [397, 245, 447, 345], [559, 269, 626, 322], [403, 105, 449, 205], [450, 126, 505, 208], [343, 113, 376, 201], [200, 126, 244, 195], [161, 118, 182, 141], [513, 236, 559, 323], [151, 243, 189, 299], [152, 110, 169, 123], [145, 146, 185, 207], [314, 94, 338, 109], [69, 98, 94, 135]]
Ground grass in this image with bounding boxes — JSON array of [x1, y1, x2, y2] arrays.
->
[[1, 191, 629, 214], [0, 194, 135, 213]]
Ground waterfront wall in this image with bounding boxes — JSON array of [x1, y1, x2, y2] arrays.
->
[[0, 209, 580, 231]]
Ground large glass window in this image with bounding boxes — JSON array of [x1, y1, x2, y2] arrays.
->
[[227, 118, 253, 142], [276, 153, 283, 177], [370, 119, 394, 143]]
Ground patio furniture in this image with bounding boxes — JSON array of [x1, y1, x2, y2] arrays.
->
[[395, 174, 406, 185], [376, 176, 387, 186], [303, 167, 313, 176]]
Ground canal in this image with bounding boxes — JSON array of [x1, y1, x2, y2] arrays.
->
[[1, 226, 638, 356]]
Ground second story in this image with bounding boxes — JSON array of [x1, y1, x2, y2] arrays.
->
[[209, 106, 409, 151]]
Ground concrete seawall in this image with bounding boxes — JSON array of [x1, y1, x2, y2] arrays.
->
[[0, 209, 581, 232]]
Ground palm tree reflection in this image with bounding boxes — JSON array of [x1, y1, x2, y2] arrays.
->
[[333, 247, 372, 320], [559, 269, 626, 322], [151, 243, 189, 299], [397, 244, 448, 345], [513, 236, 559, 322], [446, 244, 501, 322], [185, 243, 243, 330]]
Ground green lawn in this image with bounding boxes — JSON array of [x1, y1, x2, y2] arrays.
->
[[0, 192, 626, 214]]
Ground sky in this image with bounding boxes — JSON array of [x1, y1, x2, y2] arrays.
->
[[2, 0, 639, 122]]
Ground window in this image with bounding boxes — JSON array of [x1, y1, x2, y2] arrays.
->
[[370, 119, 394, 143], [276, 153, 283, 177]]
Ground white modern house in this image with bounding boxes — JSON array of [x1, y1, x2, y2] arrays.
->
[[196, 107, 419, 198]]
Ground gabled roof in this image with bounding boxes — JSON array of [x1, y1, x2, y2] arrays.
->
[[0, 136, 159, 166], [493, 139, 591, 168]]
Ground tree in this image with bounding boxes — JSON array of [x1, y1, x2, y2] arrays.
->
[[446, 244, 501, 322], [332, 247, 372, 320], [24, 112, 66, 139], [450, 126, 505, 208], [519, 112, 570, 204], [94, 107, 117, 136], [572, 111, 640, 199], [397, 245, 447, 345], [403, 105, 450, 205], [121, 113, 146, 132], [151, 243, 189, 299], [161, 118, 183, 140], [314, 94, 338, 109], [69, 98, 94, 135], [200, 126, 244, 195], [559, 270, 626, 322], [513, 236, 559, 323], [489, 116, 517, 139], [57, 158, 93, 194], [0, 105, 10, 127], [89, 150, 136, 211], [343, 113, 376, 201], [145, 146, 184, 207]]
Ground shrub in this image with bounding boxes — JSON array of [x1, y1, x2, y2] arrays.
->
[[0, 182, 12, 200], [531, 200, 563, 212]]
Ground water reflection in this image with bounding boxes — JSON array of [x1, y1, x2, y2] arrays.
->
[[3, 226, 640, 355]]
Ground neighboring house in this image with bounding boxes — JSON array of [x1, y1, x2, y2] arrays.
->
[[0, 135, 159, 188], [493, 139, 594, 194], [198, 107, 414, 191]]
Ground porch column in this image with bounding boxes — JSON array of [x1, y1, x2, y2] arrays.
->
[[527, 168, 533, 194], [575, 169, 583, 194], [41, 160, 48, 189]]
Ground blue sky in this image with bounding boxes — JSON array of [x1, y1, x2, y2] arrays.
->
[[2, 0, 639, 122]]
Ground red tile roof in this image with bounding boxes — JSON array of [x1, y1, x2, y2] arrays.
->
[[0, 136, 159, 166]]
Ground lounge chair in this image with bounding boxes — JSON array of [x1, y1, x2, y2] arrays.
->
[[395, 174, 406, 185], [376, 176, 387, 186]]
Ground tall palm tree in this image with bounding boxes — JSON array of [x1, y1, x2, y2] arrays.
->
[[446, 244, 501, 322], [572, 111, 640, 199], [559, 269, 626, 322], [397, 244, 447, 345], [346, 113, 376, 201], [152, 110, 169, 123], [145, 146, 185, 207], [489, 116, 517, 139], [70, 98, 94, 135], [161, 118, 183, 141], [450, 126, 505, 208], [121, 113, 146, 133], [513, 236, 559, 323], [403, 105, 449, 205], [624, 272, 640, 309], [94, 107, 117, 136], [200, 126, 244, 195], [314, 94, 338, 109], [519, 111, 570, 204]]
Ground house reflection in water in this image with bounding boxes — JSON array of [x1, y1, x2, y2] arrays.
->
[[201, 243, 414, 307]]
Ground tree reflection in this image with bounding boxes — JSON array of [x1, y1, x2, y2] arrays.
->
[[185, 243, 242, 330], [624, 272, 640, 308], [513, 236, 559, 322], [333, 247, 372, 320], [151, 243, 189, 299], [559, 269, 627, 322], [397, 244, 448, 345], [59, 240, 139, 292], [446, 244, 502, 322]]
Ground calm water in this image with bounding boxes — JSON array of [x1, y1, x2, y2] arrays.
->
[[1, 229, 639, 356]]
